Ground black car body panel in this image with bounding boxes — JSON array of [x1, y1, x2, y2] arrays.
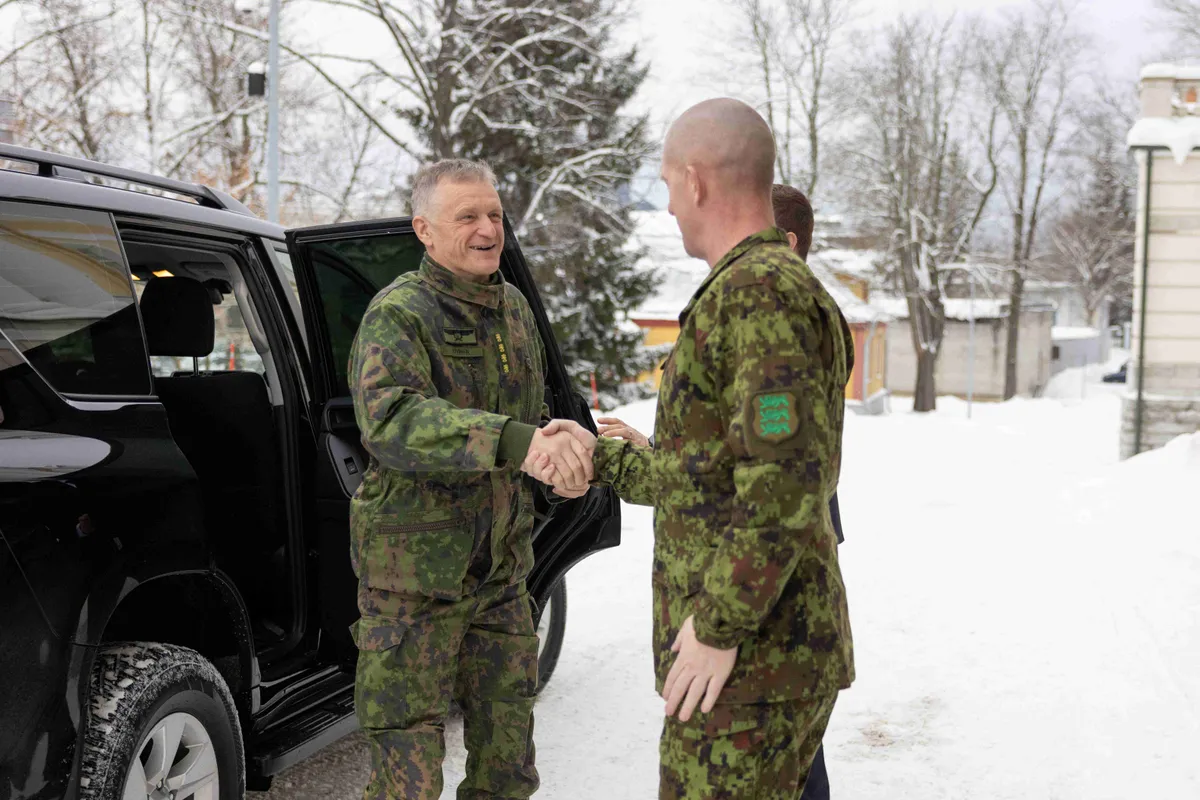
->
[[0, 145, 620, 798]]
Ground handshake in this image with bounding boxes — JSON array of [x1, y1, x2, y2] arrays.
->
[[520, 419, 596, 499]]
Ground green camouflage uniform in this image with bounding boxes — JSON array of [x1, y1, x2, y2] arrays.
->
[[592, 228, 855, 800], [348, 254, 550, 800]]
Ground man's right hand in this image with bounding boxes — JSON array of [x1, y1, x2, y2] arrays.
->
[[522, 420, 595, 491], [596, 416, 650, 448]]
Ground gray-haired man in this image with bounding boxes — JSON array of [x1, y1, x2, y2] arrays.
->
[[348, 159, 594, 799]]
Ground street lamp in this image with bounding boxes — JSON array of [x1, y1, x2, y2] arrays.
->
[[242, 2, 280, 223], [247, 61, 266, 98], [266, 0, 280, 224]]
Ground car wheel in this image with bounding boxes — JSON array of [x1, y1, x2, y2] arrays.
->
[[78, 642, 245, 800], [534, 577, 567, 693]]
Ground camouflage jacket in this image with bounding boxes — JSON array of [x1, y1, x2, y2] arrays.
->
[[593, 227, 855, 704], [347, 255, 547, 626]]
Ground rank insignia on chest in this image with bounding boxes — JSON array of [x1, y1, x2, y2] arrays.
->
[[444, 328, 477, 346], [753, 392, 798, 443]]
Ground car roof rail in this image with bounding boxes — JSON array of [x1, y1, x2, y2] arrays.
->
[[0, 143, 255, 217]]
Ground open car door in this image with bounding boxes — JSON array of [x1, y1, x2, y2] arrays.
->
[[283, 216, 621, 653]]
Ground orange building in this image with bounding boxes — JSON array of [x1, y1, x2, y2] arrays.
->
[[628, 212, 892, 413]]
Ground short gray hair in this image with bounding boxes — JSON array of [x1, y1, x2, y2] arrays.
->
[[410, 159, 497, 217]]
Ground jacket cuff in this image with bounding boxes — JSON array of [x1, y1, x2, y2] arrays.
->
[[497, 420, 537, 464], [692, 599, 749, 650]]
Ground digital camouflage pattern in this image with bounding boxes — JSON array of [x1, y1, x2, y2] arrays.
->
[[354, 583, 539, 800], [592, 227, 855, 705], [348, 254, 548, 799], [659, 695, 836, 799]]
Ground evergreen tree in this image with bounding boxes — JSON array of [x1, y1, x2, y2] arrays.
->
[[398, 0, 663, 405]]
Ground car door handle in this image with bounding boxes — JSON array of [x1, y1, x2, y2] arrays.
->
[[322, 397, 358, 434]]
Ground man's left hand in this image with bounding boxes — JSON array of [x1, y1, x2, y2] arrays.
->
[[662, 615, 738, 722]]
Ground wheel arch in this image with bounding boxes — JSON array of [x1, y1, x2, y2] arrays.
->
[[89, 568, 258, 714]]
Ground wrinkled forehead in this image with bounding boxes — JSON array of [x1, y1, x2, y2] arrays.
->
[[432, 178, 502, 212]]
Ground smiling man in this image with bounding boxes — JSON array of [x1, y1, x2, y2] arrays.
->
[[347, 159, 595, 799]]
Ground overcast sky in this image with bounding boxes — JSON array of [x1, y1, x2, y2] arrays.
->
[[628, 0, 1167, 137], [621, 0, 1170, 207]]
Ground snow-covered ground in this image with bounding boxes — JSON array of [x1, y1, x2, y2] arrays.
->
[[474, 379, 1199, 799], [257, 363, 1198, 799]]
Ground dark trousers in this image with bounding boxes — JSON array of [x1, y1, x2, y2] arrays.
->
[[798, 743, 829, 800]]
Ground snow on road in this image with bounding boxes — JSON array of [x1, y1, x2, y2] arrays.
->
[[256, 381, 1199, 799]]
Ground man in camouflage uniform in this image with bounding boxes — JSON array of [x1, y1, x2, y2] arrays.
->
[[348, 159, 595, 800], [589, 182, 848, 800], [537, 99, 855, 799]]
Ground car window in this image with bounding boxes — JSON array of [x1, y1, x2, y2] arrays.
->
[[0, 202, 151, 395], [131, 278, 267, 378], [270, 245, 309, 354], [304, 233, 425, 395]]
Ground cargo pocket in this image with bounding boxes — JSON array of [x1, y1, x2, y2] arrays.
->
[[363, 513, 474, 601], [672, 702, 769, 748], [351, 616, 410, 730]]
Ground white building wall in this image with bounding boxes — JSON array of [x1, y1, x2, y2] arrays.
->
[[1122, 67, 1200, 458], [886, 311, 1054, 399]]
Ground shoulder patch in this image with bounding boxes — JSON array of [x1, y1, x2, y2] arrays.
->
[[752, 391, 799, 443]]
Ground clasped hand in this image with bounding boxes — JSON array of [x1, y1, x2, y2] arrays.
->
[[521, 419, 595, 497]]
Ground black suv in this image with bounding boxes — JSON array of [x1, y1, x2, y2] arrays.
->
[[0, 144, 620, 800]]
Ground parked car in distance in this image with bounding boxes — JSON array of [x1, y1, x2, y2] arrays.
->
[[1103, 361, 1129, 383]]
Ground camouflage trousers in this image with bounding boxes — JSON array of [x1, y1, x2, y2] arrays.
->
[[658, 693, 837, 800], [354, 581, 539, 800]]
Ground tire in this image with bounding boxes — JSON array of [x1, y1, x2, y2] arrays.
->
[[535, 577, 567, 693], [78, 642, 245, 800]]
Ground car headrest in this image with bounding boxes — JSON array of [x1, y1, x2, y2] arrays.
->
[[139, 276, 215, 357]]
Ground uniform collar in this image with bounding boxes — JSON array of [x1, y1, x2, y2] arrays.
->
[[679, 227, 789, 323], [419, 254, 504, 309]]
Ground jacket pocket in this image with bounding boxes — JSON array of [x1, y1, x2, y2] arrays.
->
[[362, 512, 474, 601], [350, 615, 408, 652]]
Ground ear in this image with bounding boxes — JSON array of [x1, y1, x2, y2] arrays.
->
[[686, 165, 705, 208], [413, 215, 434, 248], [786, 231, 799, 253]]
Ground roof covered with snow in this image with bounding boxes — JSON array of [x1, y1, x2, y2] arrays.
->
[[1141, 62, 1200, 81], [875, 296, 1057, 322], [808, 247, 882, 280], [1052, 326, 1102, 341], [876, 296, 1007, 321], [630, 210, 892, 325], [1127, 116, 1200, 164]]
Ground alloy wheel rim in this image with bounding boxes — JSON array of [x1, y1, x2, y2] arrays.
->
[[122, 711, 219, 800]]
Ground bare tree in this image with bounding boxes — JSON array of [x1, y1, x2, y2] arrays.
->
[[979, 0, 1084, 399], [1048, 88, 1137, 328], [9, 0, 127, 161], [1157, 0, 1200, 51], [842, 15, 998, 412], [734, 0, 856, 195]]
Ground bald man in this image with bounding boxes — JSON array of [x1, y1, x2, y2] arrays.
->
[[533, 98, 855, 798]]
